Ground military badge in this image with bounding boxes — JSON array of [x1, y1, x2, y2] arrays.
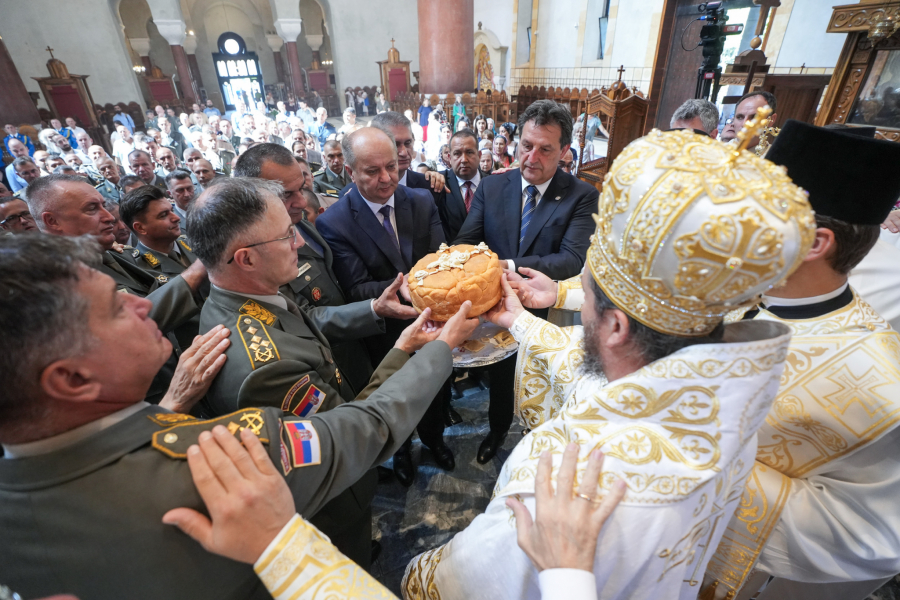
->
[[238, 315, 280, 369], [156, 274, 169, 284], [179, 238, 192, 252], [281, 374, 311, 412], [283, 421, 321, 468], [240, 300, 277, 325], [132, 249, 140, 258], [144, 252, 160, 267], [312, 287, 322, 301]]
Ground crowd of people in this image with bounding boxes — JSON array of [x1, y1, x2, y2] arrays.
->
[[3, 87, 900, 600]]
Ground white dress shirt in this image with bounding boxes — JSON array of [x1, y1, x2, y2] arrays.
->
[[506, 176, 554, 273], [456, 170, 481, 193], [360, 192, 399, 248]]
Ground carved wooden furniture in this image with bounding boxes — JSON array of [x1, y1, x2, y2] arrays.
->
[[33, 53, 107, 147], [815, 0, 900, 142], [576, 82, 650, 193], [376, 40, 412, 102]]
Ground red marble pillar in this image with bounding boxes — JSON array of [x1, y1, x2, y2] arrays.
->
[[0, 36, 41, 125], [273, 51, 286, 85], [187, 54, 204, 87], [170, 44, 199, 103], [285, 41, 305, 97], [417, 0, 474, 93]]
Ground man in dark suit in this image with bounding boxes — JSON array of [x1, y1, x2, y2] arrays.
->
[[234, 143, 375, 394], [317, 127, 455, 486], [455, 99, 599, 463], [440, 129, 482, 243]]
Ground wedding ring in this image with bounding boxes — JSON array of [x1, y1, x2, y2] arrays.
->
[[575, 492, 597, 504]]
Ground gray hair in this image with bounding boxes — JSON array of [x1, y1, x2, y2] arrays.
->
[[234, 143, 295, 178], [128, 149, 153, 164], [183, 147, 203, 161], [164, 169, 193, 187], [38, 128, 62, 154], [517, 100, 573, 148], [670, 99, 720, 134], [371, 111, 414, 140], [25, 174, 87, 231], [0, 234, 99, 437], [186, 177, 283, 271], [588, 276, 723, 365], [341, 127, 395, 170], [13, 156, 35, 170]]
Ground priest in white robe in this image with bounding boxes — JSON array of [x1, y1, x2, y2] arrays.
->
[[403, 117, 818, 600]]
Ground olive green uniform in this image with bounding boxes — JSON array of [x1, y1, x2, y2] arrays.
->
[[284, 220, 374, 393], [0, 341, 452, 600], [312, 166, 349, 195], [94, 178, 122, 204]]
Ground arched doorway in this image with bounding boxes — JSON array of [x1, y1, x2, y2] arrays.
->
[[213, 32, 264, 110]]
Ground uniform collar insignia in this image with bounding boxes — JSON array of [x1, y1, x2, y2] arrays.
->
[[143, 252, 160, 267], [240, 299, 277, 325]]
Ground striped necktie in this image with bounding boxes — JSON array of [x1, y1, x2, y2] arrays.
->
[[520, 185, 538, 247]]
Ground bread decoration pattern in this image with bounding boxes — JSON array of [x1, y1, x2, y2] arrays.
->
[[408, 242, 502, 321]]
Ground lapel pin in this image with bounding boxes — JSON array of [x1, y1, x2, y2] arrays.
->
[[555, 196, 561, 200]]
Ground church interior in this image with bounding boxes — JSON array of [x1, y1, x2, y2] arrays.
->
[[4, 0, 900, 599]]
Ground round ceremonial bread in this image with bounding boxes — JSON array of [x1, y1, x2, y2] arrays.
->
[[408, 243, 502, 321]]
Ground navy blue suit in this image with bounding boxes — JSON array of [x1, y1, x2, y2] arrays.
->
[[454, 167, 598, 436], [317, 183, 448, 449], [454, 167, 597, 281], [439, 174, 471, 243]]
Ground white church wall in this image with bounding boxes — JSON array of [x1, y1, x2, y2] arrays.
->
[[474, 0, 514, 87], [772, 0, 846, 73], [1, 0, 146, 109], [535, 0, 583, 68]]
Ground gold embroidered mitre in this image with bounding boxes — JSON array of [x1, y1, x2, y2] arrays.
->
[[587, 111, 816, 336]]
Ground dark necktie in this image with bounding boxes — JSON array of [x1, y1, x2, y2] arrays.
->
[[520, 185, 538, 246], [463, 181, 474, 213], [379, 205, 401, 252]]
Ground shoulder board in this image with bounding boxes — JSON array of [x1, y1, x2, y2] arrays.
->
[[312, 168, 325, 176], [178, 238, 192, 252], [94, 181, 105, 189], [237, 313, 281, 370], [322, 191, 339, 198], [151, 408, 269, 458], [143, 252, 160, 267]]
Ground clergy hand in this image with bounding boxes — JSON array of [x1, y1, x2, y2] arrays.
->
[[485, 273, 526, 329], [374, 273, 419, 320], [159, 325, 231, 414], [507, 444, 626, 572], [162, 427, 296, 564], [507, 267, 558, 309], [423, 170, 451, 193], [882, 211, 900, 234]]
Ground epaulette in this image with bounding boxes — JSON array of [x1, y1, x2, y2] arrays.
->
[[237, 311, 280, 369], [240, 299, 277, 325], [312, 168, 325, 176], [322, 191, 339, 198], [151, 408, 269, 458]]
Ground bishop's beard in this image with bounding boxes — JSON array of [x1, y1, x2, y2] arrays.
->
[[581, 316, 606, 379]]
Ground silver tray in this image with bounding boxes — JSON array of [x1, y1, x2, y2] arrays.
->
[[451, 322, 518, 367]]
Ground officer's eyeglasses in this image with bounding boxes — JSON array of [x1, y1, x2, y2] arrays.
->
[[0, 211, 34, 226], [226, 227, 297, 264]]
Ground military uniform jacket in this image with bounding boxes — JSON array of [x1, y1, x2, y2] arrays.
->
[[284, 220, 374, 394], [0, 341, 452, 600], [199, 286, 384, 417], [100, 249, 199, 334], [312, 166, 349, 195], [94, 178, 122, 204]]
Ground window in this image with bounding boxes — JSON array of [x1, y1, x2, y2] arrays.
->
[[213, 33, 264, 110], [598, 0, 610, 59]]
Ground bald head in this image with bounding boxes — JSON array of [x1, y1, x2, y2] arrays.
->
[[88, 145, 107, 163], [25, 175, 117, 249], [342, 128, 398, 203], [7, 138, 28, 158], [94, 157, 120, 185], [192, 158, 216, 187]]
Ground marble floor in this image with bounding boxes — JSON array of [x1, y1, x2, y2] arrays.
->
[[365, 374, 900, 599]]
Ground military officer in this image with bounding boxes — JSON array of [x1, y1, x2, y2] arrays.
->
[[234, 144, 375, 393], [0, 232, 477, 600], [189, 177, 427, 566], [312, 140, 350, 195], [93, 156, 124, 204]]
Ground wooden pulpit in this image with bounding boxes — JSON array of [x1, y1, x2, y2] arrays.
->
[[33, 49, 106, 146], [377, 39, 412, 102], [577, 78, 650, 193]]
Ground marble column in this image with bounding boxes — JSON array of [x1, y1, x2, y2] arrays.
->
[[131, 37, 153, 72], [417, 0, 474, 93], [183, 35, 203, 88], [155, 19, 199, 103], [267, 34, 286, 85], [276, 18, 305, 98], [0, 36, 40, 125]]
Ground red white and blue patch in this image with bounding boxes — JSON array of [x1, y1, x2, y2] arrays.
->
[[283, 421, 321, 468], [281, 375, 311, 412], [292, 384, 326, 418]]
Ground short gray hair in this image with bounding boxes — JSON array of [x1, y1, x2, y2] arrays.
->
[[670, 99, 720, 134], [234, 143, 295, 178], [517, 100, 573, 147], [341, 127, 395, 170], [371, 111, 414, 140], [0, 234, 99, 438], [25, 174, 87, 231], [186, 177, 283, 271]]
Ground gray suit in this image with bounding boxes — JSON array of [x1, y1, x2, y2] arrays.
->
[[0, 342, 452, 600]]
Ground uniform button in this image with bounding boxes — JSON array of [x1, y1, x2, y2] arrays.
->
[[305, 275, 311, 281], [164, 433, 178, 444]]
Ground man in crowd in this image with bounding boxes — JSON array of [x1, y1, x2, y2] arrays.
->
[[191, 158, 217, 191], [45, 155, 66, 173], [0, 198, 37, 233], [73, 130, 95, 166], [310, 107, 336, 148], [129, 149, 167, 192], [112, 105, 135, 134], [669, 98, 719, 137], [297, 98, 316, 129], [65, 117, 87, 139], [719, 91, 777, 149], [32, 150, 50, 175], [558, 147, 575, 174], [13, 157, 42, 192], [158, 116, 186, 160], [50, 118, 78, 149], [302, 188, 324, 224], [93, 157, 123, 204], [3, 123, 34, 156], [454, 99, 598, 463], [313, 140, 350, 194], [317, 128, 454, 485], [0, 229, 475, 599], [436, 130, 480, 243], [120, 175, 146, 195], [112, 125, 135, 169], [5, 139, 31, 193], [220, 118, 240, 149], [203, 99, 221, 118], [155, 146, 179, 176], [166, 169, 196, 230], [105, 201, 134, 247]]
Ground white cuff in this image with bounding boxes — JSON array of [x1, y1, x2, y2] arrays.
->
[[538, 569, 598, 600], [506, 259, 516, 274]]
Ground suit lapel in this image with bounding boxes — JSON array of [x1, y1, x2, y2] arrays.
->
[[349, 190, 407, 273], [504, 170, 523, 257], [518, 169, 570, 257], [446, 176, 468, 222], [394, 188, 414, 268]]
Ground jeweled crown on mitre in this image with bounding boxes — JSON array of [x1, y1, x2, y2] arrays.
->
[[588, 107, 817, 337]]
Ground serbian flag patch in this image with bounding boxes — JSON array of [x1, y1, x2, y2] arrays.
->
[[283, 421, 321, 468], [292, 384, 326, 417]]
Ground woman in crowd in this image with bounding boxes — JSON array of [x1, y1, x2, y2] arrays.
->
[[492, 135, 512, 169], [473, 114, 488, 142], [499, 122, 517, 156]]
